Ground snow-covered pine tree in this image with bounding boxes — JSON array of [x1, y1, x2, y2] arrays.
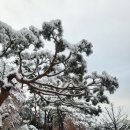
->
[[0, 20, 119, 129]]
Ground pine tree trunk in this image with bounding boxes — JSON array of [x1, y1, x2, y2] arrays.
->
[[0, 113, 2, 128], [34, 93, 37, 127], [44, 110, 47, 130], [0, 88, 10, 106], [57, 108, 64, 130]]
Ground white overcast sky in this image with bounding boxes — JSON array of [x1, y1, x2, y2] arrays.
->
[[0, 0, 130, 117]]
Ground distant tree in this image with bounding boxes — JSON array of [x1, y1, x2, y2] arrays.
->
[[95, 104, 129, 130], [0, 20, 119, 129], [20, 94, 88, 130]]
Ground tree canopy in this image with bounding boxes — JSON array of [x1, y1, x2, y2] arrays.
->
[[0, 19, 119, 129]]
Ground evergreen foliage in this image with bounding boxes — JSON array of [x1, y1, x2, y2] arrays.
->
[[0, 20, 119, 129]]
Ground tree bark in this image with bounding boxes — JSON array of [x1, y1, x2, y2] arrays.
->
[[34, 93, 37, 127], [57, 108, 64, 130], [0, 87, 10, 106], [44, 110, 47, 130]]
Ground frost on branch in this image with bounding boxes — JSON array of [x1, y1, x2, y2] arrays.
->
[[0, 21, 43, 58], [0, 19, 119, 127]]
